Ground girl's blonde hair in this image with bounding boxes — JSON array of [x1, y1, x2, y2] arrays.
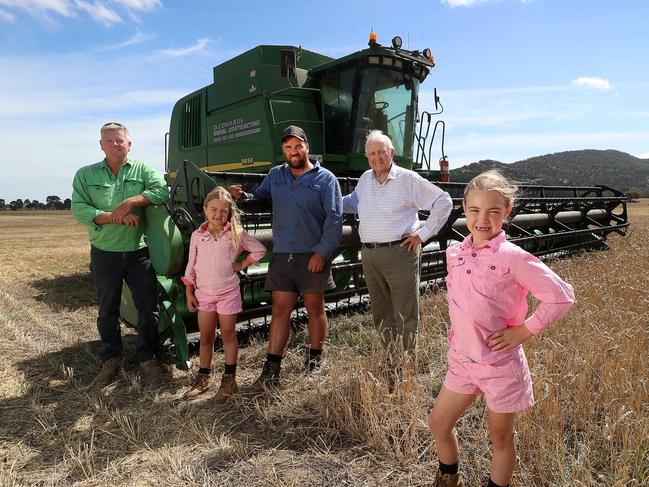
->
[[203, 186, 243, 248], [464, 170, 518, 208]]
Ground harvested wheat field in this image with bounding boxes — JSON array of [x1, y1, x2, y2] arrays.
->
[[0, 204, 647, 486]]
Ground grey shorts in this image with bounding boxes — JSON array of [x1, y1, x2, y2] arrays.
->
[[264, 253, 335, 294]]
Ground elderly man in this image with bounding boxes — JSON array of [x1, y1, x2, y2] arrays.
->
[[72, 122, 169, 385], [229, 125, 343, 389], [343, 130, 453, 351]]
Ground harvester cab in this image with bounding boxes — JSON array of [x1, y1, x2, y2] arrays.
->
[[121, 34, 628, 368]]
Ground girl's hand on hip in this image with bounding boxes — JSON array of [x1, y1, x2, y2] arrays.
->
[[488, 325, 534, 352]]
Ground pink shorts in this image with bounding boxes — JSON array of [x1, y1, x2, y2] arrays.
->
[[443, 349, 534, 413], [194, 287, 242, 315]]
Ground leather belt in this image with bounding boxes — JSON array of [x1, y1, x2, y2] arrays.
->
[[362, 239, 403, 249]]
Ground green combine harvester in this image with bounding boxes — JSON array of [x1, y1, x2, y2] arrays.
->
[[121, 34, 629, 368]]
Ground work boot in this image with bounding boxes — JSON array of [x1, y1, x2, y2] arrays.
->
[[139, 359, 166, 380], [96, 357, 120, 385], [250, 360, 281, 393], [304, 350, 322, 373], [213, 373, 238, 403], [183, 372, 211, 400], [434, 470, 464, 487]]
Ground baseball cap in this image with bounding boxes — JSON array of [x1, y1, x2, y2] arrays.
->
[[280, 125, 308, 144]]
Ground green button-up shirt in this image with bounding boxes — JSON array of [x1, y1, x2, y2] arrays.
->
[[71, 158, 169, 252]]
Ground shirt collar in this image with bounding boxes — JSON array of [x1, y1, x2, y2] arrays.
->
[[101, 158, 131, 172], [282, 158, 321, 170], [197, 221, 231, 235], [371, 162, 398, 183], [458, 230, 507, 253]]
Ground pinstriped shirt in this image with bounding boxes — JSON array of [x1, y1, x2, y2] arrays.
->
[[342, 163, 453, 243], [182, 222, 267, 295]]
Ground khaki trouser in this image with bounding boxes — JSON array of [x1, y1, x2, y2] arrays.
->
[[361, 244, 421, 351]]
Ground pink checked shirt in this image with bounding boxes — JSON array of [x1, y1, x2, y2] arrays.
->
[[182, 222, 267, 295], [446, 231, 574, 364]]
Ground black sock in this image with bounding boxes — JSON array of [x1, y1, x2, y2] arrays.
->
[[267, 353, 282, 364], [486, 479, 508, 487], [306, 348, 322, 371], [439, 461, 458, 475], [198, 367, 212, 375], [224, 363, 237, 375]]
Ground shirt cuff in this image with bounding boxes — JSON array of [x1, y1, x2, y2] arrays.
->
[[523, 314, 545, 335], [312, 245, 331, 261], [181, 277, 195, 288], [416, 227, 433, 243]]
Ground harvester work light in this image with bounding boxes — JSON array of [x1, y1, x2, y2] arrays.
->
[[392, 36, 402, 50], [423, 48, 434, 62]]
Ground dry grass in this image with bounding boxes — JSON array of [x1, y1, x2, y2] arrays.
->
[[0, 204, 647, 486]]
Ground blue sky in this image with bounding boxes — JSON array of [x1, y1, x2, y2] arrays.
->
[[1, 0, 647, 202]]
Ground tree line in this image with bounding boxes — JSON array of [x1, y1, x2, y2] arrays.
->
[[0, 195, 71, 211]]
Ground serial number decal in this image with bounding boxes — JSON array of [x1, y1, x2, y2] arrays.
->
[[241, 157, 254, 165]]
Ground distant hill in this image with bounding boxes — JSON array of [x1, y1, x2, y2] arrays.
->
[[450, 150, 649, 194]]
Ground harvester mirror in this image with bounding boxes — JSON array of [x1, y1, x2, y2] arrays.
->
[[280, 50, 296, 78], [434, 88, 440, 111]]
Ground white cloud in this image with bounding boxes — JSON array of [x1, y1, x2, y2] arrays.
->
[[636, 152, 649, 159], [160, 37, 211, 57], [75, 0, 122, 25], [111, 0, 160, 11], [0, 0, 76, 17], [571, 76, 612, 92], [0, 0, 159, 25], [96, 31, 153, 51], [442, 0, 486, 6], [0, 8, 15, 21]]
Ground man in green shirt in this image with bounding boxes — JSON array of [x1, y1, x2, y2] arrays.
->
[[72, 122, 169, 385]]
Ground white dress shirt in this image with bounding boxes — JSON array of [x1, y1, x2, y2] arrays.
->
[[342, 163, 453, 243]]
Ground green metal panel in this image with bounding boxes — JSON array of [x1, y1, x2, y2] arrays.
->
[[208, 45, 332, 111], [167, 88, 208, 173], [144, 205, 184, 277]]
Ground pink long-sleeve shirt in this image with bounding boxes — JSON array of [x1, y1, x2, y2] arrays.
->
[[446, 231, 574, 364], [182, 222, 267, 295]]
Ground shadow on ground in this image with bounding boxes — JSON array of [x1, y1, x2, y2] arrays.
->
[[31, 272, 96, 312], [0, 336, 356, 484]]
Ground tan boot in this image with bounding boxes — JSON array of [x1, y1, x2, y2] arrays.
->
[[96, 357, 121, 385], [139, 359, 166, 379], [183, 372, 211, 400], [435, 470, 464, 487], [213, 373, 238, 403]]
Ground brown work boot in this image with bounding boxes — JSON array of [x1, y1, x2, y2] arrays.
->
[[183, 372, 211, 400], [434, 470, 464, 487], [248, 360, 281, 394], [96, 357, 121, 385], [213, 373, 238, 403], [139, 359, 166, 380]]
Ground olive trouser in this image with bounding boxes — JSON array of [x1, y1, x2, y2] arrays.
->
[[361, 244, 421, 351]]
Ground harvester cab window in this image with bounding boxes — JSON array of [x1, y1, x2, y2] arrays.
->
[[320, 67, 355, 154], [352, 68, 418, 158]]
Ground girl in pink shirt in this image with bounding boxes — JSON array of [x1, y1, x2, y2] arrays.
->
[[181, 187, 266, 402], [427, 171, 574, 487]]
